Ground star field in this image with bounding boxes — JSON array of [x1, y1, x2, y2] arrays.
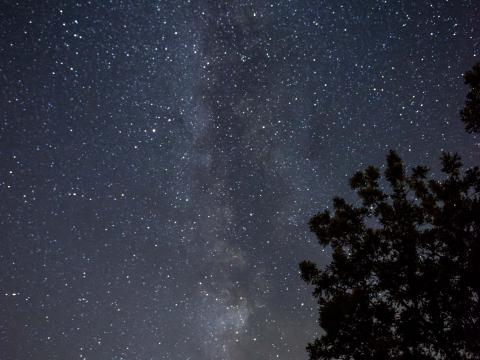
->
[[1, 1, 479, 359]]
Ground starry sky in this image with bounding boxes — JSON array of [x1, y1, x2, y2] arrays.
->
[[0, 1, 479, 359]]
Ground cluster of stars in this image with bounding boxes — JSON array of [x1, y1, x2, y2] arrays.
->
[[1, 1, 478, 360]]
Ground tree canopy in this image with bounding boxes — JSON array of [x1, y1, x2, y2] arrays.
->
[[300, 63, 480, 359], [461, 62, 480, 133]]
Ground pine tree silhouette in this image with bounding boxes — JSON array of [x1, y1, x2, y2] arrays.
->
[[300, 63, 480, 359]]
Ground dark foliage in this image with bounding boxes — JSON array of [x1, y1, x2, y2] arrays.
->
[[301, 152, 480, 359], [461, 62, 480, 133], [300, 62, 480, 359]]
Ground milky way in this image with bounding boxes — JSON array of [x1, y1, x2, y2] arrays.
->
[[1, 1, 479, 359]]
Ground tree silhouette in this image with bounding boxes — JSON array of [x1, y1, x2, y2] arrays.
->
[[300, 63, 480, 360], [461, 62, 480, 133]]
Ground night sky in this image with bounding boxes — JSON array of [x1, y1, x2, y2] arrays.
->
[[1, 1, 479, 359]]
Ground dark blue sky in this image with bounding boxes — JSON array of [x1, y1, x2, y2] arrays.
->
[[1, 1, 478, 359]]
